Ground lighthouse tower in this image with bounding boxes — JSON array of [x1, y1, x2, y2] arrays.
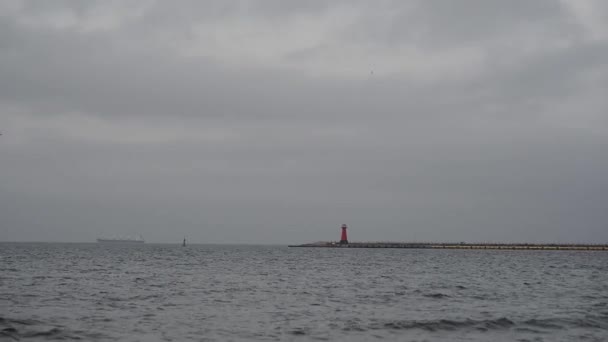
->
[[340, 224, 349, 245]]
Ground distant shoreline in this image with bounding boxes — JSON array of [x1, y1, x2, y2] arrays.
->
[[1, 241, 607, 250]]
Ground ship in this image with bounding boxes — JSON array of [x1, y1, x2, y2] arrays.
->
[[97, 235, 145, 244]]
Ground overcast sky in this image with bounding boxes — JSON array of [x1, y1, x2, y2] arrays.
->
[[1, 0, 607, 244]]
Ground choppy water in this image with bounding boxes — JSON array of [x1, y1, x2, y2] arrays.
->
[[1, 243, 608, 341]]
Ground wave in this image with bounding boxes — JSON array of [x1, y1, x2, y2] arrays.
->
[[423, 293, 450, 299], [0, 317, 106, 341], [524, 315, 608, 330], [367, 315, 608, 333], [375, 317, 514, 332]]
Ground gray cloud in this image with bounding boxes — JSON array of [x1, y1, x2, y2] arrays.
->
[[1, 0, 607, 244]]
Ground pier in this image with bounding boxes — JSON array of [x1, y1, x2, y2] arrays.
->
[[288, 242, 608, 251], [289, 225, 608, 251]]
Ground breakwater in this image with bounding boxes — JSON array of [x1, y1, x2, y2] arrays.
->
[[288, 242, 608, 251]]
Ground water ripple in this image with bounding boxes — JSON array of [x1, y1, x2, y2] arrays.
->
[[1, 243, 608, 341]]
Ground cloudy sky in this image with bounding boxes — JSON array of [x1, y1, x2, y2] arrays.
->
[[1, 0, 607, 244]]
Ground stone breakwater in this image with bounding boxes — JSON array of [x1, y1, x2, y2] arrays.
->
[[288, 242, 608, 250]]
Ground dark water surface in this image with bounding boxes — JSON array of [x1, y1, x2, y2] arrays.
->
[[1, 243, 607, 341]]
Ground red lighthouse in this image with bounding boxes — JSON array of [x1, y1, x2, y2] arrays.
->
[[340, 224, 349, 244]]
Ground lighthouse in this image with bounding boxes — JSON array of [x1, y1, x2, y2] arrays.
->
[[340, 224, 349, 244]]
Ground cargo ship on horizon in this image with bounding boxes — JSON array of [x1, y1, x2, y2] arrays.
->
[[97, 235, 145, 244]]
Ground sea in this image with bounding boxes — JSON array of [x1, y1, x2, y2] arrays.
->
[[1, 243, 607, 341]]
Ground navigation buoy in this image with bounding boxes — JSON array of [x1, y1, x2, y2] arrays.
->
[[340, 224, 349, 244]]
